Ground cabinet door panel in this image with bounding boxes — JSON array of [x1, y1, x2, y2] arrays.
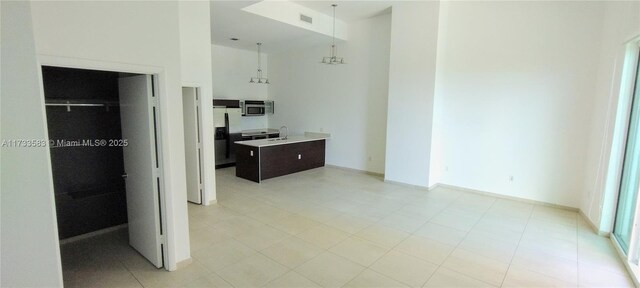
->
[[260, 144, 296, 180], [298, 140, 325, 171], [260, 140, 325, 181]]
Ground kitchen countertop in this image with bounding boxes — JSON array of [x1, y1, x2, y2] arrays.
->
[[241, 128, 280, 137], [235, 132, 330, 148]]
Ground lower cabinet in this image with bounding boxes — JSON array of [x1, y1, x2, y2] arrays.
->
[[235, 140, 326, 182]]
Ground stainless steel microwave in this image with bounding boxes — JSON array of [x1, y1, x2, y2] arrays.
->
[[242, 100, 274, 116]]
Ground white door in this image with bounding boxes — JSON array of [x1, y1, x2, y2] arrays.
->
[[227, 108, 242, 133], [182, 87, 202, 204], [119, 75, 164, 268]]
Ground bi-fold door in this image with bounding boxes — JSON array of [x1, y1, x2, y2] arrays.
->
[[119, 75, 165, 268]]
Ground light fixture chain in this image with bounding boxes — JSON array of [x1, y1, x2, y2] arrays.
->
[[257, 43, 261, 78], [251, 42, 269, 83], [321, 4, 345, 65], [332, 4, 336, 48]]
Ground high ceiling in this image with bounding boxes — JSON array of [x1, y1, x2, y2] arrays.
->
[[210, 1, 392, 54], [294, 1, 393, 22]]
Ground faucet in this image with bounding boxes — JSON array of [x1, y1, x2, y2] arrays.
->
[[280, 125, 288, 140]]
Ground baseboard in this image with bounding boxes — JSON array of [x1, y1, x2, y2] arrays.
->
[[325, 164, 384, 177], [382, 179, 430, 191], [578, 209, 610, 236], [59, 224, 128, 245], [428, 183, 441, 191], [176, 257, 193, 270], [432, 183, 579, 212], [388, 180, 609, 236], [207, 199, 218, 205]]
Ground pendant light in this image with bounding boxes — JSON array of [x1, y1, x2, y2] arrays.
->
[[321, 4, 345, 65], [250, 43, 269, 84]]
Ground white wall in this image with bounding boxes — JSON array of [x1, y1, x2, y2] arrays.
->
[[581, 1, 640, 231], [30, 1, 191, 269], [1, 2, 63, 286], [385, 2, 440, 186], [179, 1, 216, 204], [267, 13, 391, 174], [212, 44, 268, 130], [430, 1, 604, 208]]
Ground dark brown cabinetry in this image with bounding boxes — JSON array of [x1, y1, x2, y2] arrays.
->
[[235, 140, 326, 182]]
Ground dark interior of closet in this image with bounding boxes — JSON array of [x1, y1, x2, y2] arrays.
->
[[43, 66, 128, 240]]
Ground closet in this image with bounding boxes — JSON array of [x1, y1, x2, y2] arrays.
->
[[44, 66, 130, 239], [44, 65, 166, 269]]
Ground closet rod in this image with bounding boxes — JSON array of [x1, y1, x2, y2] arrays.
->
[[45, 101, 119, 112]]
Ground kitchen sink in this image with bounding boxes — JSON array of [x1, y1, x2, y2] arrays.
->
[[267, 138, 287, 142]]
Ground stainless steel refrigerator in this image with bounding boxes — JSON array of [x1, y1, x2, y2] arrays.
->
[[213, 100, 242, 168]]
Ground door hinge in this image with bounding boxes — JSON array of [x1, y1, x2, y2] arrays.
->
[[159, 235, 165, 244]]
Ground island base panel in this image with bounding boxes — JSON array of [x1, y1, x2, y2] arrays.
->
[[235, 144, 260, 182], [260, 140, 325, 181]]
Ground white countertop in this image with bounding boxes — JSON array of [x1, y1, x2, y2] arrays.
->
[[241, 128, 280, 137], [235, 133, 329, 148]]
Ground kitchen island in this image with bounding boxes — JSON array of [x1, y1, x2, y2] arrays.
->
[[234, 133, 329, 182]]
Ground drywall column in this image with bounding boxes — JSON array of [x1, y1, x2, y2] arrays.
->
[[30, 1, 190, 270], [179, 1, 216, 205], [384, 2, 440, 187], [1, 1, 64, 286], [581, 1, 640, 232]]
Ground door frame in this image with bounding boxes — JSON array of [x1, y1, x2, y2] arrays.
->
[[608, 37, 640, 284], [36, 55, 171, 271], [602, 38, 640, 234]]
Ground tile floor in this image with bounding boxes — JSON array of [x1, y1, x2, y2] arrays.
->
[[61, 167, 635, 287]]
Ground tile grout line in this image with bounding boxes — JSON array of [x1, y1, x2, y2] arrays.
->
[[306, 188, 459, 288], [421, 195, 503, 288], [211, 181, 401, 288], [211, 170, 586, 288], [497, 204, 535, 288], [224, 177, 456, 287], [222, 208, 321, 287], [297, 188, 431, 287], [576, 211, 581, 287], [107, 234, 151, 288], [352, 190, 466, 288], [412, 192, 468, 287]]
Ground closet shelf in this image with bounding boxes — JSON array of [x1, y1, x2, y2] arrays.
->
[[45, 99, 119, 112]]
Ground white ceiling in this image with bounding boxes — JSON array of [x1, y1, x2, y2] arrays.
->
[[294, 1, 392, 22], [210, 1, 332, 53], [210, 1, 392, 54]]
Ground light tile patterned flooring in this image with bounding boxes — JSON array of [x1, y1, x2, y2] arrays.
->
[[62, 167, 635, 287]]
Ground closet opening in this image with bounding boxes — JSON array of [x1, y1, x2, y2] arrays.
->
[[43, 66, 168, 286]]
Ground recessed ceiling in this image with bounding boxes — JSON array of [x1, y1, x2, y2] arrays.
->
[[210, 1, 392, 54], [294, 1, 393, 22], [211, 1, 334, 53]]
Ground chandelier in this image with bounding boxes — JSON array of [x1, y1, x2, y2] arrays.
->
[[250, 43, 269, 84], [321, 4, 345, 65]]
